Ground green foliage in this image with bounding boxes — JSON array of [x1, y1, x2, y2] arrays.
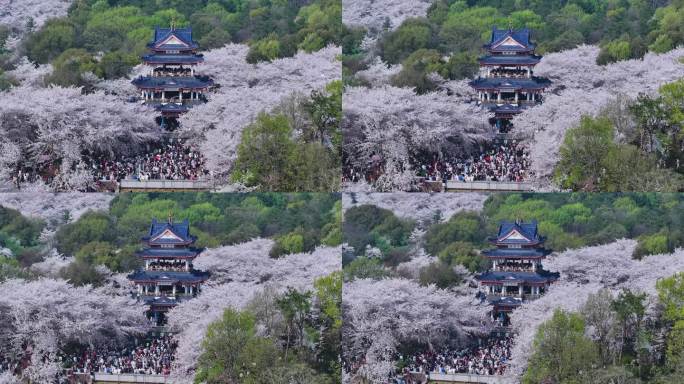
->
[[437, 241, 487, 273], [392, 49, 445, 94], [342, 204, 414, 262], [424, 211, 486, 256], [246, 35, 281, 63], [55, 193, 339, 285], [24, 19, 76, 64], [556, 110, 684, 192], [47, 48, 100, 87], [232, 83, 341, 192], [418, 261, 464, 289], [380, 18, 436, 64], [194, 308, 276, 384], [270, 232, 305, 257], [356, 0, 679, 80], [23, 0, 341, 84], [634, 232, 671, 259], [523, 309, 600, 384], [321, 200, 342, 246], [197, 279, 339, 383], [61, 258, 105, 287], [556, 115, 615, 190], [0, 206, 45, 250], [343, 257, 387, 281], [56, 211, 115, 256]]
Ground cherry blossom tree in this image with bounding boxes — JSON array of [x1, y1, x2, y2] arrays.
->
[[0, 192, 113, 223], [0, 278, 149, 383], [342, 278, 491, 383], [176, 44, 340, 183], [0, 0, 72, 33], [0, 85, 160, 190], [342, 0, 433, 33], [342, 192, 487, 223], [507, 239, 684, 379], [343, 84, 493, 191], [513, 45, 684, 178], [167, 239, 341, 383]]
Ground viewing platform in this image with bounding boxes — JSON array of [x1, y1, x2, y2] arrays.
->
[[118, 179, 214, 192], [94, 373, 171, 383], [422, 179, 536, 192], [428, 372, 512, 383], [70, 372, 172, 384]]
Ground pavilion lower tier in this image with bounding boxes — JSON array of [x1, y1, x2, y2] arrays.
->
[[136, 282, 202, 298], [140, 90, 207, 103], [477, 90, 542, 105], [483, 283, 547, 298]]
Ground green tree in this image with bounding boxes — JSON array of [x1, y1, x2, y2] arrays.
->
[[277, 287, 312, 358], [392, 49, 445, 94], [343, 256, 387, 281], [556, 115, 615, 190], [194, 308, 279, 384], [380, 18, 435, 64], [232, 113, 295, 190], [47, 48, 100, 87], [418, 261, 463, 288], [523, 309, 600, 383], [24, 19, 76, 64], [56, 211, 115, 256]]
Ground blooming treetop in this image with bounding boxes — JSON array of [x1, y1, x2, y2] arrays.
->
[[342, 192, 487, 222], [513, 46, 684, 177], [167, 239, 341, 383], [343, 85, 492, 191], [0, 278, 148, 383], [0, 0, 72, 33], [507, 239, 684, 379], [177, 44, 341, 181], [0, 86, 160, 190], [342, 278, 490, 383], [342, 0, 433, 32], [0, 192, 113, 224]]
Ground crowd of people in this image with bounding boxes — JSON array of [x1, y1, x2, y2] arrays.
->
[[84, 139, 208, 183], [147, 260, 190, 272], [496, 261, 536, 272], [67, 335, 177, 376], [8, 140, 208, 191], [152, 66, 193, 77], [417, 140, 532, 183], [398, 336, 512, 377]]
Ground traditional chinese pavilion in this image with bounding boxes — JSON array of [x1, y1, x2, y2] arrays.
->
[[132, 25, 213, 125], [469, 28, 550, 132], [476, 220, 558, 326], [128, 216, 209, 325]]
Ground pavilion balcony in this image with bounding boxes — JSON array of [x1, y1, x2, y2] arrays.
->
[[138, 292, 196, 300], [143, 99, 206, 107], [486, 293, 541, 301]]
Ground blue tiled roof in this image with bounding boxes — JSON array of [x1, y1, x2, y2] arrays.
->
[[142, 53, 204, 64], [479, 54, 541, 65], [482, 247, 551, 258], [142, 218, 197, 245], [149, 27, 199, 50], [132, 76, 213, 89], [476, 270, 559, 284], [128, 270, 209, 283], [469, 77, 550, 90], [485, 28, 535, 52]]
